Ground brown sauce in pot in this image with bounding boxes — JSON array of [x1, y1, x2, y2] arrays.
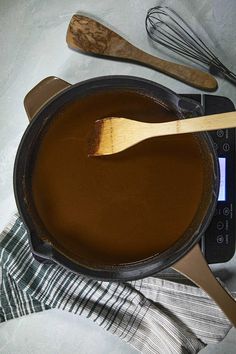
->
[[31, 90, 204, 265]]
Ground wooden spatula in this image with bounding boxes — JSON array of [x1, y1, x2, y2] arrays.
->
[[66, 14, 217, 91], [88, 111, 236, 156]]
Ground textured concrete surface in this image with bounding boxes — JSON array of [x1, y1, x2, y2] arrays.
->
[[0, 0, 236, 353]]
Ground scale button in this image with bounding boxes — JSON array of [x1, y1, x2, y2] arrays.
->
[[223, 207, 230, 216], [213, 142, 218, 150], [217, 130, 224, 138], [216, 234, 224, 244], [216, 221, 224, 230], [225, 220, 229, 231], [223, 143, 230, 152]]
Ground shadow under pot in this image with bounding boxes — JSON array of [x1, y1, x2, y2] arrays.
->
[[14, 75, 236, 326]]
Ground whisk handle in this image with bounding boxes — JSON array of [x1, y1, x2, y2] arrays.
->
[[131, 48, 218, 91]]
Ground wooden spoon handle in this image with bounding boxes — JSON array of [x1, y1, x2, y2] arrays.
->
[[130, 47, 217, 91], [172, 244, 236, 327], [143, 111, 236, 138]]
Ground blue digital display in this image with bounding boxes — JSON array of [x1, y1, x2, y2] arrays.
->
[[218, 158, 226, 201]]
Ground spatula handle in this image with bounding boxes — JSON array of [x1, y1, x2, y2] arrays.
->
[[145, 111, 236, 138], [130, 48, 218, 91], [172, 244, 236, 327]]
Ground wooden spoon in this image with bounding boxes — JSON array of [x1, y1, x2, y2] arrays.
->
[[88, 111, 236, 156], [66, 14, 217, 91]]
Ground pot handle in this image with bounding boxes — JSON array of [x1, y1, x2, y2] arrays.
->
[[24, 76, 71, 121], [172, 244, 236, 326]]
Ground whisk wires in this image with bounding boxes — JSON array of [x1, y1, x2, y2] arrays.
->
[[146, 6, 236, 83]]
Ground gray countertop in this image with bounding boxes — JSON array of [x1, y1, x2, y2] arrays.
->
[[0, 0, 236, 353]]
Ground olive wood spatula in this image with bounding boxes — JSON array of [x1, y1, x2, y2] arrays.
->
[[66, 14, 217, 91], [88, 111, 236, 156]]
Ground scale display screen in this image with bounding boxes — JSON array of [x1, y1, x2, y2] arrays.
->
[[218, 157, 226, 201]]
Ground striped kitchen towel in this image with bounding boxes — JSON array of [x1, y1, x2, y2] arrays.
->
[[0, 214, 234, 354]]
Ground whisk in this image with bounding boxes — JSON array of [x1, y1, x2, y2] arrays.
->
[[145, 6, 236, 84]]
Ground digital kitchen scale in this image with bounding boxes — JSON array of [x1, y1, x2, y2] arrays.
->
[[181, 94, 236, 264]]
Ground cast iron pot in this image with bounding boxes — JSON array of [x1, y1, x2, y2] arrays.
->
[[14, 76, 236, 325]]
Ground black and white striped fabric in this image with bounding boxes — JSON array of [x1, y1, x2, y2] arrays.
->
[[0, 214, 234, 353]]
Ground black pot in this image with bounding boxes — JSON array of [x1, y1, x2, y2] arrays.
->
[[14, 75, 218, 280]]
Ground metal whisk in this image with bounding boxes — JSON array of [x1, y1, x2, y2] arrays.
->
[[145, 6, 236, 84]]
